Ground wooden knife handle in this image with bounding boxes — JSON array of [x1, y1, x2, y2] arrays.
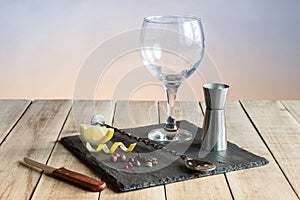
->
[[53, 167, 106, 192]]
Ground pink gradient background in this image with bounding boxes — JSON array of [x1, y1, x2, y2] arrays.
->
[[1, 1, 299, 100]]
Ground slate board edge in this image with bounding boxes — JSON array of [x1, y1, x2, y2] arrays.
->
[[60, 135, 269, 192], [60, 136, 128, 191]]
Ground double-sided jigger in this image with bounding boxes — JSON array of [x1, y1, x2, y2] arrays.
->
[[201, 83, 229, 151]]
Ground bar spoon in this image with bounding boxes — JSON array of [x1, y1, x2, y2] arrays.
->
[[90, 114, 216, 172]]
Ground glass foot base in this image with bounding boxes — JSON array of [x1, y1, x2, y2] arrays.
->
[[148, 128, 193, 143]]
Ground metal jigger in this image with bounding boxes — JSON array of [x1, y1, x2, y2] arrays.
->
[[201, 83, 229, 151]]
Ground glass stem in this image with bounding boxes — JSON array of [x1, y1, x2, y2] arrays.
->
[[163, 83, 180, 132]]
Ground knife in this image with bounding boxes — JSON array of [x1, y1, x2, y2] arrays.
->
[[23, 157, 106, 192]]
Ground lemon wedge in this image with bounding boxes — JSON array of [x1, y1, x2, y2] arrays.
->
[[80, 124, 136, 154], [80, 124, 114, 146]]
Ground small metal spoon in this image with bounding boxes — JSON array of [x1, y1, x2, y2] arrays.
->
[[91, 114, 216, 172]]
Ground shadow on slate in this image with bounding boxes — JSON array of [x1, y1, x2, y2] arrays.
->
[[60, 120, 269, 192]]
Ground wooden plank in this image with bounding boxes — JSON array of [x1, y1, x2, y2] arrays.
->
[[0, 99, 31, 143], [0, 100, 72, 200], [100, 101, 166, 200], [161, 101, 233, 200], [241, 100, 300, 198], [167, 174, 231, 200], [225, 101, 298, 199], [281, 100, 300, 123], [31, 100, 115, 200]]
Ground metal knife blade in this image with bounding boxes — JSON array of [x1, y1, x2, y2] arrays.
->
[[23, 157, 106, 192], [24, 157, 56, 173]]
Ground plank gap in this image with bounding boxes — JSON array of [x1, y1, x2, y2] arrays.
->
[[239, 101, 274, 158], [28, 169, 45, 200], [280, 101, 300, 125], [0, 100, 32, 146], [111, 101, 117, 126], [224, 174, 234, 200], [164, 185, 168, 200], [239, 100, 300, 199], [97, 190, 101, 200], [198, 101, 205, 116]]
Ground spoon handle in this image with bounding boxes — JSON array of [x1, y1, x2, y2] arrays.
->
[[94, 122, 188, 160]]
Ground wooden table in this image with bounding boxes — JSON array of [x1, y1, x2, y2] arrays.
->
[[0, 100, 299, 199]]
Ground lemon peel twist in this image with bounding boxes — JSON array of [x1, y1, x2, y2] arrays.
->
[[85, 142, 136, 153], [80, 124, 136, 154]]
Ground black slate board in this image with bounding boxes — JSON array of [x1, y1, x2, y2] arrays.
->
[[60, 120, 268, 192]]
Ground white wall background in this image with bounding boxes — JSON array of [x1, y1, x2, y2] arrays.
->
[[0, 0, 299, 100]]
